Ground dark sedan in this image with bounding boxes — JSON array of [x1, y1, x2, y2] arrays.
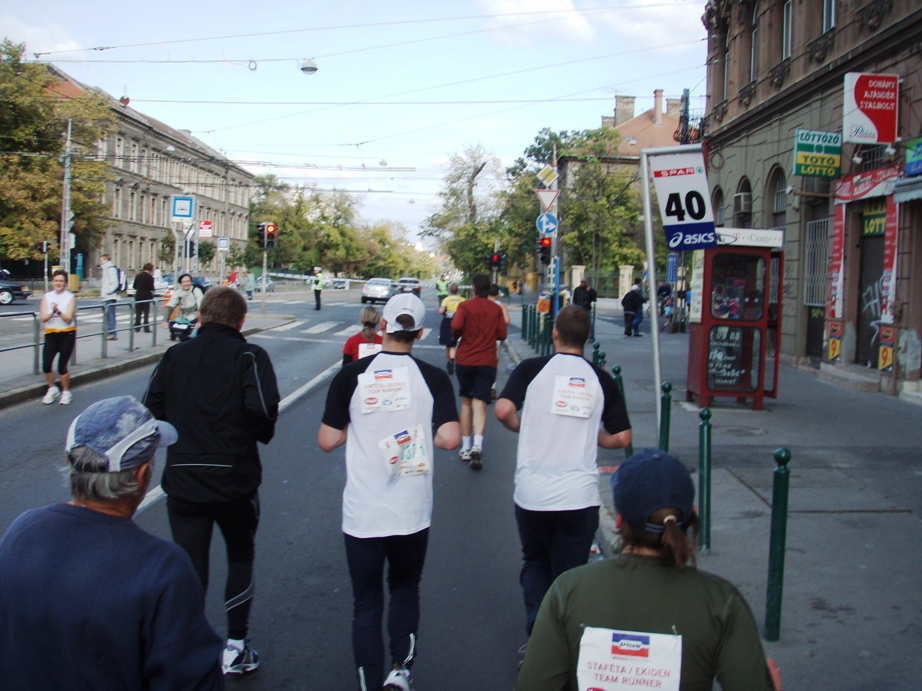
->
[[0, 279, 32, 305]]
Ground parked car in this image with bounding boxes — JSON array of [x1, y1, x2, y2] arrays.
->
[[256, 277, 275, 292], [127, 272, 172, 298], [361, 278, 398, 304], [0, 279, 32, 305], [396, 277, 422, 297]]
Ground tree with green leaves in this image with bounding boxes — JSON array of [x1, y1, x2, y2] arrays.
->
[[197, 240, 216, 267], [0, 39, 113, 264]]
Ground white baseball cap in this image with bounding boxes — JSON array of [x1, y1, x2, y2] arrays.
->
[[382, 293, 426, 333]]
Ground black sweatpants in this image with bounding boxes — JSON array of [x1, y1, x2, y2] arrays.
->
[[167, 493, 260, 640]]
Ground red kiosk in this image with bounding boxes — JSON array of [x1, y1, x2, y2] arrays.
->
[[686, 229, 784, 410]]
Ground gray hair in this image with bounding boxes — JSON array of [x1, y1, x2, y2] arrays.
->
[[65, 446, 153, 501]]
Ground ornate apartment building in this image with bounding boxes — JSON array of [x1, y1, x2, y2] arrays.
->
[[52, 66, 253, 279], [701, 1, 922, 393]]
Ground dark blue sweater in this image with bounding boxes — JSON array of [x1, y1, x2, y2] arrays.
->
[[0, 503, 223, 690]]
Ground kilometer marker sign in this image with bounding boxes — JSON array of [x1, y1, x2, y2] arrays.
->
[[650, 151, 717, 251]]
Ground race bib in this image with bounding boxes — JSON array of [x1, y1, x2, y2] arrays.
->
[[378, 424, 431, 482], [358, 367, 411, 414], [551, 375, 597, 419], [357, 342, 382, 360], [576, 627, 682, 691]]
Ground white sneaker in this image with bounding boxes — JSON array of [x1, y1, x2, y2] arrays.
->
[[383, 666, 412, 691], [59, 390, 73, 405], [222, 640, 259, 674], [459, 447, 472, 462], [42, 386, 60, 405]]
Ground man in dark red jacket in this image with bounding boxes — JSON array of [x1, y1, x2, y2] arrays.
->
[[451, 273, 507, 470], [144, 286, 279, 676]]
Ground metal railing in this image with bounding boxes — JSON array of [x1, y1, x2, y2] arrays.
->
[[0, 300, 162, 374]]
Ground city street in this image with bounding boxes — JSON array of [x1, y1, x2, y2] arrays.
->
[[2, 287, 922, 689]]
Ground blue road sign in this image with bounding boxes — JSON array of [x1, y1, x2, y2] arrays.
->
[[536, 212, 558, 235], [667, 252, 678, 283]]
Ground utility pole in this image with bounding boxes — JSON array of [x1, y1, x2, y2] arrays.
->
[[261, 250, 267, 315], [59, 120, 73, 274], [552, 143, 561, 315]]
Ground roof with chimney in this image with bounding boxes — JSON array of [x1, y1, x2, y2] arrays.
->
[[604, 90, 683, 159]]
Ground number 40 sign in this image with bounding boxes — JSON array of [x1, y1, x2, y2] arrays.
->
[[650, 151, 717, 251]]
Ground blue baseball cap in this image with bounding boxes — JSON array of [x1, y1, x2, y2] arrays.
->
[[611, 448, 695, 532], [65, 396, 177, 472]]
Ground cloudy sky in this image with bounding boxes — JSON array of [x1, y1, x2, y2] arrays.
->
[[2, 1, 707, 239]]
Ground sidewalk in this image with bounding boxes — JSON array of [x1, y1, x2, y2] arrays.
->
[[503, 298, 922, 689], [0, 311, 293, 410]]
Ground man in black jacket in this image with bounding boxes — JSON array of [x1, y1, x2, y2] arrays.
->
[[145, 286, 280, 677], [133, 263, 155, 333], [621, 279, 643, 337]]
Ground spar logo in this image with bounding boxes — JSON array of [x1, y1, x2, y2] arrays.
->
[[374, 369, 393, 380], [364, 397, 378, 406], [568, 377, 586, 387], [611, 633, 650, 658], [395, 430, 412, 446]]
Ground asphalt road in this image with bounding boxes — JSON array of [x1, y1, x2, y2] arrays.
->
[[0, 286, 532, 690]]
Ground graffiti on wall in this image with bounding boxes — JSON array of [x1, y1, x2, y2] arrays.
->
[[860, 274, 885, 352]]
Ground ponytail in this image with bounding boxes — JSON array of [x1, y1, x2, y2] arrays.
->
[[618, 508, 700, 569], [359, 305, 380, 341]]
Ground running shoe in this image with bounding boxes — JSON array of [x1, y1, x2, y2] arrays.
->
[[222, 641, 260, 675], [383, 666, 412, 691], [42, 386, 60, 405], [469, 446, 483, 471], [459, 447, 472, 462], [59, 390, 73, 405]]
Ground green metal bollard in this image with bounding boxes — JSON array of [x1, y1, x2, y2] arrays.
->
[[764, 447, 792, 642], [611, 365, 634, 458], [599, 352, 606, 369], [659, 381, 672, 452], [698, 408, 712, 552], [592, 342, 600, 366], [542, 314, 553, 356], [521, 302, 528, 339]]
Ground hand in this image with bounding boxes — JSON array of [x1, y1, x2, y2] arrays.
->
[[161, 321, 168, 328]]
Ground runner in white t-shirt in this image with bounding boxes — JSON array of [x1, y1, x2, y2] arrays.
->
[[318, 293, 460, 691], [495, 305, 633, 640]]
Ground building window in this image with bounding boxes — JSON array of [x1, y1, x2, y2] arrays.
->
[[782, 0, 792, 60], [773, 172, 787, 228], [140, 193, 147, 224], [750, 3, 760, 83], [722, 33, 730, 101], [115, 137, 124, 167], [804, 218, 829, 307], [113, 186, 122, 218], [129, 191, 136, 222], [713, 188, 725, 227], [97, 138, 107, 161], [822, 0, 835, 32], [130, 142, 139, 173]]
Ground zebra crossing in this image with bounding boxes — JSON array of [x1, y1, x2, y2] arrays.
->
[[250, 319, 437, 349]]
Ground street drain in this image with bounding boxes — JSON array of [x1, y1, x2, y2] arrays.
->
[[712, 426, 768, 437]]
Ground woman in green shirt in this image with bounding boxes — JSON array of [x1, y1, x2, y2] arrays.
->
[[516, 448, 781, 691]]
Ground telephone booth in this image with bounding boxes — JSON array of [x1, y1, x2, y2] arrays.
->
[[686, 243, 783, 410]]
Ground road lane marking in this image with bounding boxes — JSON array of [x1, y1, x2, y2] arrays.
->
[[420, 328, 432, 340], [302, 322, 338, 334], [136, 357, 342, 515], [334, 326, 356, 336], [273, 320, 305, 331]]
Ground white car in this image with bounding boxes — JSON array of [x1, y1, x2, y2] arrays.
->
[[361, 278, 397, 304]]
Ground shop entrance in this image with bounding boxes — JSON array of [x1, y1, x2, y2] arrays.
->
[[857, 235, 884, 367]]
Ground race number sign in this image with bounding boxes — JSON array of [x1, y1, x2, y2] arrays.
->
[[650, 151, 717, 251]]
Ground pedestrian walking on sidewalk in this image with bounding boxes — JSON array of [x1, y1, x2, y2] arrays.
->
[[621, 278, 643, 337], [342, 305, 383, 365], [0, 396, 224, 690], [495, 305, 632, 640], [144, 286, 280, 677], [244, 271, 255, 300], [438, 282, 465, 374], [99, 253, 119, 340], [133, 263, 155, 333], [319, 294, 460, 691], [39, 269, 76, 405], [516, 447, 782, 691], [451, 273, 508, 470]]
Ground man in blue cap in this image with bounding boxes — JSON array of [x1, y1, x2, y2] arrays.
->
[[0, 396, 224, 690]]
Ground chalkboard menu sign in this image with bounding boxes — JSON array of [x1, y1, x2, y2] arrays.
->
[[707, 326, 755, 390]]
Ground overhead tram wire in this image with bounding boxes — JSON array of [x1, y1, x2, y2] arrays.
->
[[200, 38, 704, 134], [31, 3, 681, 57]]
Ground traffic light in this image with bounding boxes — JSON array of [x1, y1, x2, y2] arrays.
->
[[185, 240, 196, 257], [488, 253, 501, 270], [256, 222, 266, 248], [39, 241, 50, 253], [499, 253, 507, 272], [538, 236, 552, 265], [265, 222, 277, 249]]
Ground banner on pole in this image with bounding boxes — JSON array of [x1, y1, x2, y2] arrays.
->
[[650, 151, 717, 251]]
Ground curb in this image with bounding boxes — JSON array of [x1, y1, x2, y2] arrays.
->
[[501, 336, 620, 557], [0, 319, 292, 410]]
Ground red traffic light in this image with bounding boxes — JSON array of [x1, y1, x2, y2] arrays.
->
[[540, 237, 552, 248], [265, 223, 277, 235]]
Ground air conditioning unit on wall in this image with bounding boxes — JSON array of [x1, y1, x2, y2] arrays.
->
[[733, 192, 752, 215]]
